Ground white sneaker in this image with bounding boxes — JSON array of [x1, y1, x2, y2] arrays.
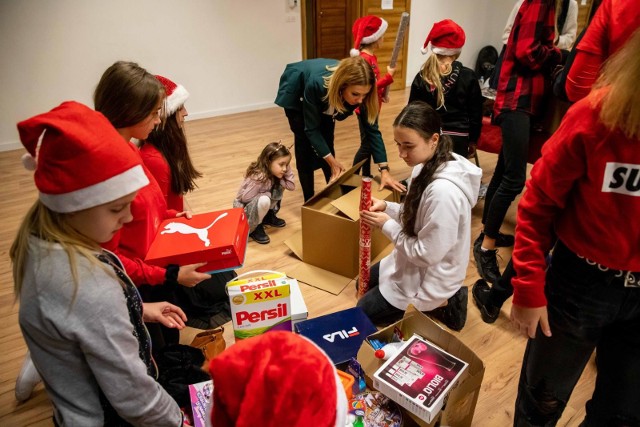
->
[[15, 352, 41, 402]]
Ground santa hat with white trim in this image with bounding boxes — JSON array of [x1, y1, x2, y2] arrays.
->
[[155, 75, 189, 116], [350, 15, 388, 57], [209, 331, 348, 427], [421, 19, 466, 55], [17, 101, 149, 213]]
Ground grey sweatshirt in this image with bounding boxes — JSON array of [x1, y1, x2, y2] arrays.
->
[[19, 236, 182, 426]]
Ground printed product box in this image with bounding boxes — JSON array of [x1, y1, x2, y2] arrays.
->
[[188, 380, 213, 427], [373, 335, 468, 424], [227, 274, 293, 340], [357, 305, 485, 427], [284, 161, 400, 293], [145, 208, 249, 274], [294, 307, 377, 367]]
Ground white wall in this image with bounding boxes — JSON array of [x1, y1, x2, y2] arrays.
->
[[0, 0, 514, 151]]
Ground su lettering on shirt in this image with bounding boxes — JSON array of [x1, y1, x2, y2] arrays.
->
[[602, 162, 640, 196]]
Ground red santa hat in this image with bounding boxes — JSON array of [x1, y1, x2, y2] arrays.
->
[[209, 331, 348, 427], [16, 101, 149, 213], [421, 19, 466, 55], [350, 15, 388, 57], [155, 75, 189, 116]]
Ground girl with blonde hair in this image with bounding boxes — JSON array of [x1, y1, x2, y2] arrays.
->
[[510, 29, 640, 425]]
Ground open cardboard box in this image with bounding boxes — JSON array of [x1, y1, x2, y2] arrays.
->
[[285, 162, 399, 294], [357, 306, 485, 427]]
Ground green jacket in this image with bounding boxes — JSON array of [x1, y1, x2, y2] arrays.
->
[[275, 58, 387, 163]]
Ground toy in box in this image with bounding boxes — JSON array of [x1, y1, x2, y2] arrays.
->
[[188, 380, 213, 427], [372, 335, 468, 424], [145, 208, 249, 274]]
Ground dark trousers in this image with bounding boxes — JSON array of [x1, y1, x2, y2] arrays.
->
[[490, 257, 515, 307], [514, 240, 640, 426], [284, 108, 334, 201], [448, 134, 470, 158], [355, 262, 405, 325], [353, 114, 374, 177], [482, 111, 530, 238]]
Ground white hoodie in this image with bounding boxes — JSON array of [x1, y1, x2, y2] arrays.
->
[[378, 153, 482, 312]]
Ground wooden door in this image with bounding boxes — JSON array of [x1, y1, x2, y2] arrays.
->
[[359, 0, 411, 92], [307, 0, 357, 59]]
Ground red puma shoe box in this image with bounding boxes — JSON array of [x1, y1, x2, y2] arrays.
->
[[145, 208, 249, 274]]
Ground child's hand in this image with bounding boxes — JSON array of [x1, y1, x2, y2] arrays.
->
[[143, 302, 187, 329], [387, 65, 396, 78], [369, 197, 387, 212], [360, 209, 390, 229], [178, 262, 211, 287], [176, 210, 193, 219]]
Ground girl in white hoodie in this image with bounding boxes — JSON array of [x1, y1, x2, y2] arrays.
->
[[358, 101, 482, 331]]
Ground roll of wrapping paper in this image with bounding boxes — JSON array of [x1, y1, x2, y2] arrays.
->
[[382, 12, 410, 100], [358, 177, 372, 297]]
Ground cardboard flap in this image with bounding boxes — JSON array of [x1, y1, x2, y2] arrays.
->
[[304, 160, 365, 206], [330, 176, 393, 221], [287, 262, 352, 295], [283, 231, 303, 260]]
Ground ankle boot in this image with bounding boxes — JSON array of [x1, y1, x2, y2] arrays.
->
[[249, 224, 270, 244], [262, 209, 286, 228]]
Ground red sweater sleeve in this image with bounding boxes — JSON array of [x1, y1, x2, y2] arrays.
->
[[565, 50, 602, 102], [511, 100, 589, 307], [102, 232, 167, 285]]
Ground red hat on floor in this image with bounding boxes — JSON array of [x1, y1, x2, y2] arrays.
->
[[421, 19, 466, 55], [155, 75, 189, 116], [17, 101, 149, 213], [209, 331, 348, 427], [350, 15, 388, 57]]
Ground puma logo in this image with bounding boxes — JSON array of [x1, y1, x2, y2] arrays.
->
[[160, 212, 229, 247]]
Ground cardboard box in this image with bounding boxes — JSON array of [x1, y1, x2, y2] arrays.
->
[[373, 335, 468, 424], [294, 307, 377, 367], [188, 380, 213, 427], [357, 306, 485, 427], [145, 208, 249, 274], [227, 274, 292, 340], [285, 162, 399, 293]]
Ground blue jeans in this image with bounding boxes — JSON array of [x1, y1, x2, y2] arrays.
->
[[482, 111, 530, 239], [514, 241, 640, 426]]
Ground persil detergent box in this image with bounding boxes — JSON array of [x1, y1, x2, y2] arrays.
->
[[227, 272, 292, 340]]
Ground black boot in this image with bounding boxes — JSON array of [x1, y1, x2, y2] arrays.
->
[[473, 235, 501, 284], [428, 286, 468, 332], [262, 209, 286, 228], [472, 279, 501, 323], [249, 224, 270, 244]]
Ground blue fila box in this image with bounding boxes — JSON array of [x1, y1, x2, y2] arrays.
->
[[294, 307, 377, 367]]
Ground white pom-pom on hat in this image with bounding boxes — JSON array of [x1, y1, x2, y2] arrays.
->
[[21, 153, 37, 171]]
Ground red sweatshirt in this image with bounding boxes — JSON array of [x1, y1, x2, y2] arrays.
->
[[139, 143, 184, 211], [103, 142, 178, 285], [512, 89, 640, 307], [359, 51, 393, 109]]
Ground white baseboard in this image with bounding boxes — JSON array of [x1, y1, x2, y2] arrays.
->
[[0, 102, 278, 153], [0, 140, 21, 153]]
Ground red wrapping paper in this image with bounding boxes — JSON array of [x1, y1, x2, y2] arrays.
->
[[358, 178, 372, 297]]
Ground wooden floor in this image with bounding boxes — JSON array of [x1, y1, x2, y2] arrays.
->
[[0, 88, 595, 426]]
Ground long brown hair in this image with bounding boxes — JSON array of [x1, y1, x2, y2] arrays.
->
[[324, 56, 379, 124], [245, 142, 292, 186], [593, 28, 640, 139], [144, 112, 202, 194], [94, 61, 164, 128], [396, 102, 453, 237]]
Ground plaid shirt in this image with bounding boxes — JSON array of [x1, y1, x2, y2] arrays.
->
[[494, 0, 561, 119]]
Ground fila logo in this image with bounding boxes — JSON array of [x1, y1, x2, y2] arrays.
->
[[602, 162, 640, 196], [323, 327, 360, 343]]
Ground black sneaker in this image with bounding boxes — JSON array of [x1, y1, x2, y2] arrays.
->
[[476, 231, 514, 248], [262, 209, 286, 228], [249, 224, 270, 244], [429, 286, 468, 332], [472, 279, 501, 323], [473, 236, 501, 284]]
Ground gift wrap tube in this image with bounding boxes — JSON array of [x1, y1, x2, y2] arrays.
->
[[358, 177, 372, 297]]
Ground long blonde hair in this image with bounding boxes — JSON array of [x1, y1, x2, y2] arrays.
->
[[10, 201, 110, 299], [593, 28, 640, 139], [420, 54, 457, 109], [323, 56, 379, 124]]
